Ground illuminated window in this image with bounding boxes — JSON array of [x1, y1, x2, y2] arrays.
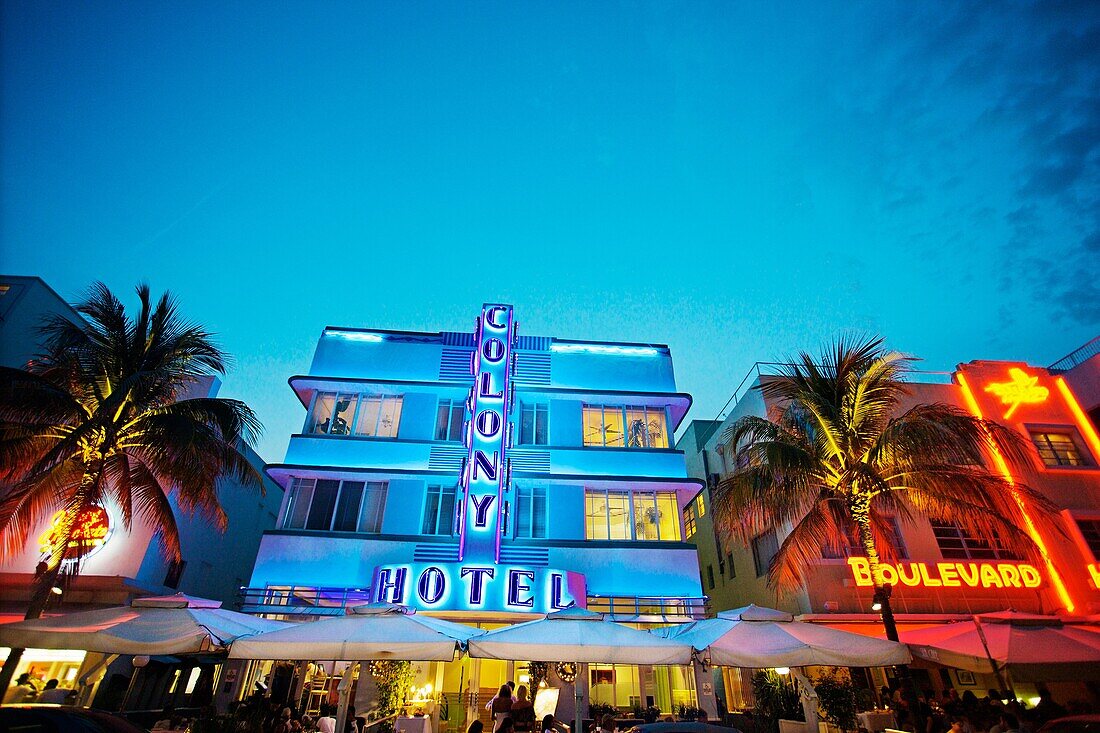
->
[[585, 489, 680, 541], [283, 477, 387, 533], [696, 495, 706, 517], [752, 530, 779, 577], [422, 484, 458, 535], [514, 485, 547, 538], [683, 504, 698, 539], [308, 392, 402, 438], [932, 521, 1016, 560], [519, 403, 549, 445], [1075, 518, 1100, 558], [582, 405, 668, 448], [435, 399, 465, 441], [1030, 431, 1088, 467]]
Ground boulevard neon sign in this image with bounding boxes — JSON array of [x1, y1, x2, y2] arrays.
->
[[847, 557, 1042, 589], [372, 304, 585, 612]]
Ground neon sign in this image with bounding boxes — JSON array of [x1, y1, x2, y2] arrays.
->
[[372, 304, 586, 612], [1088, 564, 1100, 589], [847, 557, 1042, 590], [38, 505, 112, 563], [984, 368, 1049, 419]]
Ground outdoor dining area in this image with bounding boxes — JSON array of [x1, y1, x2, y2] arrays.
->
[[2, 596, 1099, 733]]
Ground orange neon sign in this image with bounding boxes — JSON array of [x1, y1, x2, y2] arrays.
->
[[957, 372, 1075, 612], [848, 557, 1042, 590], [1088, 564, 1100, 590], [984, 368, 1049, 419], [37, 506, 112, 561]]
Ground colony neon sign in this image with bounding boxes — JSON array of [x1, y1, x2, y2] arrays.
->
[[984, 368, 1049, 419], [372, 304, 586, 612], [848, 557, 1042, 589]]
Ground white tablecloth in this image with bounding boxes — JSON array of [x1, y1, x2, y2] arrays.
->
[[857, 711, 896, 732], [396, 716, 432, 733]]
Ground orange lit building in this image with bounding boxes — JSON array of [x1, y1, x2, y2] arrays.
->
[[677, 337, 1100, 702]]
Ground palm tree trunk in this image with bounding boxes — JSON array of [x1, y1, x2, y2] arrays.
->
[[852, 501, 925, 733]]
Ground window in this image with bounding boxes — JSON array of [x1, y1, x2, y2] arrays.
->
[[514, 485, 547, 538], [706, 565, 715, 590], [821, 517, 909, 560], [422, 485, 458, 535], [1076, 519, 1100, 558], [307, 392, 403, 438], [519, 403, 549, 445], [752, 530, 779, 577], [582, 405, 668, 448], [435, 400, 465, 442], [727, 552, 736, 578], [283, 477, 387, 533], [932, 521, 1016, 560], [683, 504, 698, 539], [585, 489, 681, 541], [164, 559, 186, 589], [1030, 431, 1088, 467]]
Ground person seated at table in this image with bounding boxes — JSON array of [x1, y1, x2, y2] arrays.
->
[[3, 673, 38, 704], [599, 715, 616, 733], [469, 722, 485, 733], [317, 704, 337, 733], [511, 685, 535, 733], [36, 679, 71, 704], [498, 718, 516, 733], [541, 714, 569, 733]]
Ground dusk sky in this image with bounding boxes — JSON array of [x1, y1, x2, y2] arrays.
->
[[2, 1, 1097, 462]]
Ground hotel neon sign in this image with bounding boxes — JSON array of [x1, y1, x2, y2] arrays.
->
[[847, 557, 1042, 590], [38, 505, 112, 563], [372, 304, 584, 612]]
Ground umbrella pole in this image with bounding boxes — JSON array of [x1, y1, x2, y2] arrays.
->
[[336, 662, 358, 733], [972, 618, 1009, 695], [120, 667, 140, 712]]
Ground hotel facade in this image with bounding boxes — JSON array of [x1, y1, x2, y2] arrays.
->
[[242, 304, 708, 726], [677, 338, 1100, 705]]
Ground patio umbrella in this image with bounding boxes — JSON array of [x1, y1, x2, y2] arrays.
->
[[466, 606, 693, 664], [654, 604, 911, 668], [0, 593, 288, 655], [901, 611, 1100, 680], [228, 602, 480, 661]]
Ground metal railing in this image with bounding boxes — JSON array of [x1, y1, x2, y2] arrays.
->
[[586, 595, 708, 620], [1049, 336, 1100, 372], [238, 586, 372, 615]]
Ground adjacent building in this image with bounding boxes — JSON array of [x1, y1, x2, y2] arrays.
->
[[241, 303, 706, 727], [678, 337, 1100, 705], [0, 275, 284, 711]]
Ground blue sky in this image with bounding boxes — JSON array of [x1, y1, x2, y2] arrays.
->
[[2, 1, 1097, 462]]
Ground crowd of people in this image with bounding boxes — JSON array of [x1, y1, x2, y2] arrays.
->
[[224, 695, 360, 733], [882, 685, 1083, 733], [1, 672, 76, 704]]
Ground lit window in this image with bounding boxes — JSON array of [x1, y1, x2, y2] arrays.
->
[[307, 392, 403, 438], [683, 504, 698, 539], [283, 477, 387, 533], [514, 485, 547, 538], [585, 489, 681, 541], [422, 484, 458, 535], [752, 530, 779, 577], [1030, 431, 1088, 467], [519, 403, 549, 445], [932, 521, 1016, 560], [582, 405, 668, 448], [435, 399, 465, 441]]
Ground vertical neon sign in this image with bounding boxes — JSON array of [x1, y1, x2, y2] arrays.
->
[[459, 304, 515, 563]]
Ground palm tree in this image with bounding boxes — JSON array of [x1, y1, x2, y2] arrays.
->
[[0, 282, 263, 691], [711, 336, 1061, 622]]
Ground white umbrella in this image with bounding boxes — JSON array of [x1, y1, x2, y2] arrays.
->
[[467, 607, 693, 665], [228, 602, 480, 661], [0, 593, 288, 655], [655, 604, 911, 668]]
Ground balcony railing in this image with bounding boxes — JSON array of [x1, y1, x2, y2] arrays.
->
[[238, 585, 708, 621], [1050, 336, 1100, 373]]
